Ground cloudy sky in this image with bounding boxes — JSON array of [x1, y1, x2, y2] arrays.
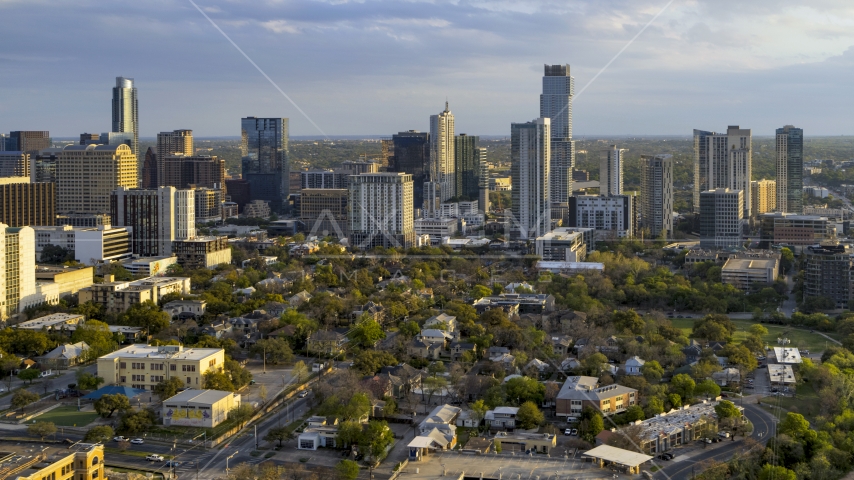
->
[[2, 0, 854, 137]]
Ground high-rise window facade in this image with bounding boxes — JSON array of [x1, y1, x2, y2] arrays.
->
[[112, 77, 139, 165], [511, 118, 551, 241], [540, 64, 576, 204], [776, 125, 804, 214], [639, 154, 673, 238], [240, 117, 289, 212]]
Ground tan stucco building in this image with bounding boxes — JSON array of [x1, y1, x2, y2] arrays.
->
[[163, 389, 240, 428], [97, 344, 224, 391], [14, 443, 106, 480]]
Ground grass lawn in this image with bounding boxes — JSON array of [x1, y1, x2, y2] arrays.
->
[[32, 405, 99, 427], [669, 317, 835, 353], [759, 382, 823, 419]]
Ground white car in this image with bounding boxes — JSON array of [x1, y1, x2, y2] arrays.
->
[[146, 455, 164, 462], [131, 438, 144, 445], [564, 428, 571, 436], [113, 436, 129, 442], [298, 391, 309, 398]]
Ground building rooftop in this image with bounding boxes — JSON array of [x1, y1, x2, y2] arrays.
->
[[635, 400, 740, 443], [722, 257, 779, 271], [582, 445, 653, 468], [768, 364, 796, 384], [15, 313, 84, 330], [536, 261, 605, 271], [773, 347, 803, 364], [163, 389, 234, 405], [99, 344, 221, 361]]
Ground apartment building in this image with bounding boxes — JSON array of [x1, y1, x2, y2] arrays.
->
[[759, 213, 835, 249], [555, 376, 638, 418], [97, 344, 224, 390], [535, 227, 594, 262], [0, 177, 55, 227], [172, 236, 231, 270], [78, 275, 190, 314]]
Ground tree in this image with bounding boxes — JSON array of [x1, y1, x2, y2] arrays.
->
[[625, 405, 645, 422], [84, 425, 115, 443], [153, 377, 184, 400], [613, 310, 645, 334], [251, 338, 294, 365], [581, 352, 609, 376], [122, 301, 170, 335], [694, 379, 722, 399], [11, 390, 39, 413], [71, 320, 115, 360], [352, 350, 397, 376], [17, 369, 40, 384], [504, 376, 546, 405], [759, 465, 797, 480], [28, 421, 57, 440], [40, 244, 74, 264], [691, 314, 736, 342], [76, 371, 105, 391], [117, 409, 155, 435], [1, 355, 21, 390], [779, 412, 810, 439], [264, 426, 293, 447], [579, 408, 604, 443], [224, 358, 253, 389], [229, 404, 255, 428], [748, 324, 769, 337], [516, 401, 544, 429], [779, 247, 794, 273], [292, 361, 309, 383], [470, 399, 489, 427], [714, 400, 741, 422], [670, 373, 696, 400], [398, 321, 420, 338], [348, 316, 385, 348], [363, 420, 394, 461], [720, 344, 758, 371], [203, 370, 235, 392], [94, 394, 131, 418], [336, 460, 360, 480], [641, 360, 664, 383], [644, 396, 664, 417], [336, 421, 363, 448]]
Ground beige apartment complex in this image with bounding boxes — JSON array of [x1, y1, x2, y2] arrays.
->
[[78, 275, 190, 313], [56, 144, 137, 214], [751, 179, 777, 215], [98, 344, 224, 391]]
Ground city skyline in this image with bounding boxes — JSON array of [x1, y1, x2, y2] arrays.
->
[[2, 2, 854, 137]]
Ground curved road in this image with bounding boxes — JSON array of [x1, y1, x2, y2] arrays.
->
[[654, 402, 775, 480]]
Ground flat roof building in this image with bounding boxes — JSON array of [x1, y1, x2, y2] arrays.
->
[[163, 389, 240, 428], [78, 275, 190, 314], [15, 313, 84, 332], [768, 364, 796, 386], [98, 344, 225, 391], [772, 347, 803, 364], [721, 252, 781, 289]]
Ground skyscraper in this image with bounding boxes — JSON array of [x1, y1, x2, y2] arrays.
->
[[693, 126, 752, 217], [510, 118, 551, 241], [390, 130, 429, 212], [9, 131, 50, 155], [776, 125, 804, 214], [161, 155, 225, 191], [0, 224, 36, 321], [751, 179, 777, 215], [56, 144, 138, 215], [0, 177, 56, 227], [454, 134, 488, 209], [349, 172, 414, 250], [240, 117, 289, 212], [142, 147, 157, 189], [156, 129, 194, 186], [111, 186, 195, 257], [112, 77, 139, 164], [430, 102, 455, 202], [699, 188, 744, 249], [600, 145, 624, 196], [0, 151, 29, 178], [639, 154, 673, 238], [540, 64, 576, 204]]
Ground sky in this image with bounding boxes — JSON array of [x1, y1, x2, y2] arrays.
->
[[2, 0, 854, 137]]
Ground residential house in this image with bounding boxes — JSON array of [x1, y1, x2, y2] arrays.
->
[[712, 367, 741, 387], [288, 290, 312, 308], [682, 343, 703, 364], [490, 353, 516, 367], [198, 320, 232, 339], [525, 358, 550, 373], [415, 329, 453, 348], [504, 282, 534, 293], [163, 300, 207, 320], [378, 364, 422, 398], [598, 336, 620, 353], [487, 346, 511, 357], [262, 302, 289, 317], [555, 376, 638, 418], [455, 409, 480, 428], [307, 330, 348, 357], [352, 301, 385, 323], [408, 428, 456, 461], [419, 404, 461, 436], [572, 338, 590, 354], [485, 406, 519, 431], [624, 356, 645, 376], [36, 342, 89, 369], [423, 313, 457, 338], [560, 357, 581, 371], [449, 342, 477, 361], [551, 335, 573, 357], [407, 339, 442, 360]]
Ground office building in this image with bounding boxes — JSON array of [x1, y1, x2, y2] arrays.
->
[[163, 389, 241, 428], [600, 145, 624, 196], [242, 200, 270, 218], [390, 130, 430, 211], [430, 102, 456, 201], [161, 154, 225, 191], [540, 64, 576, 204], [349, 172, 415, 249], [751, 179, 777, 215], [720, 251, 781, 289], [79, 133, 100, 145], [224, 178, 251, 211], [122, 256, 178, 277], [111, 186, 195, 257], [241, 117, 289, 211], [173, 236, 232, 270], [301, 170, 337, 189], [56, 213, 111, 228], [99, 131, 135, 151], [699, 188, 744, 249], [639, 154, 673, 238], [195, 187, 224, 223], [414, 217, 459, 244], [34, 265, 94, 298], [97, 343, 223, 390], [0, 151, 29, 178], [9, 131, 50, 154], [112, 76, 139, 162], [455, 134, 488, 209], [568, 195, 637, 239], [300, 188, 348, 238], [694, 126, 752, 217], [14, 444, 105, 480], [33, 148, 61, 183], [56, 144, 138, 215], [776, 125, 804, 214], [0, 225, 36, 321], [142, 147, 158, 189], [759, 213, 836, 249], [0, 177, 55, 227], [75, 226, 132, 265], [510, 118, 551, 240], [803, 243, 853, 309], [535, 227, 594, 262]]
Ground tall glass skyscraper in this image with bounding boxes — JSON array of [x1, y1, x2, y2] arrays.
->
[[776, 125, 804, 214], [510, 118, 551, 241], [454, 134, 487, 203], [240, 117, 289, 212], [111, 77, 138, 161], [540, 64, 576, 204]]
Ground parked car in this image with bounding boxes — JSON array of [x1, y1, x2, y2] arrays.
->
[[564, 429, 572, 436], [571, 429, 578, 436], [657, 454, 670, 461], [130, 438, 144, 445], [146, 455, 164, 462], [39, 370, 52, 378], [718, 432, 730, 438], [298, 391, 309, 398], [113, 436, 129, 442]]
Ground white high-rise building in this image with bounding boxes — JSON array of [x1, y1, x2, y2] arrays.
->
[[540, 64, 576, 203], [111, 187, 195, 257], [694, 126, 752, 217], [600, 145, 624, 196], [429, 102, 455, 202], [0, 224, 36, 321], [510, 118, 551, 241], [640, 154, 674, 238], [349, 173, 415, 250]]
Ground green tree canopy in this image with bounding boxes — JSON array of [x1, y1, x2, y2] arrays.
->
[[84, 426, 115, 443], [670, 374, 696, 400], [71, 320, 115, 359], [76, 371, 105, 391], [714, 400, 741, 420], [17, 369, 39, 384], [11, 390, 39, 413], [641, 360, 664, 383], [691, 314, 736, 342], [336, 460, 360, 480], [122, 301, 170, 335], [153, 377, 184, 400], [28, 421, 57, 440], [251, 337, 294, 365], [94, 394, 131, 418], [694, 379, 722, 399], [758, 465, 797, 480], [348, 315, 386, 348], [515, 401, 544, 429]]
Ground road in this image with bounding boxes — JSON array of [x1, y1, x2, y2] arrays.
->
[[653, 402, 776, 480], [0, 365, 96, 409]]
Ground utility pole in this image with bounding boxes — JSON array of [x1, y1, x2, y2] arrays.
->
[[255, 425, 258, 450]]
